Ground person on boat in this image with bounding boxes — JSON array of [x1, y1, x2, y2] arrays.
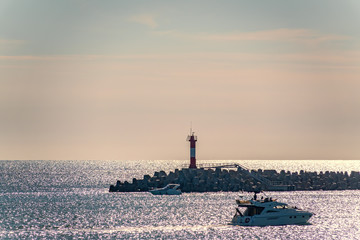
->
[[253, 192, 257, 200]]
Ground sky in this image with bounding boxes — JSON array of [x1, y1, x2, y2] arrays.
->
[[1, 0, 360, 160]]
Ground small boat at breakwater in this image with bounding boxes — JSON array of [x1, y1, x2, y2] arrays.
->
[[149, 184, 182, 195]]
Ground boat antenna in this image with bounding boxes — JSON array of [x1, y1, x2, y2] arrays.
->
[[262, 191, 269, 198]]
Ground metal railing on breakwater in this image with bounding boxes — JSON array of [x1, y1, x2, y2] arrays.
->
[[180, 163, 294, 190]]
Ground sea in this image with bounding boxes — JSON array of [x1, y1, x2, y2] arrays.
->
[[1, 159, 360, 239]]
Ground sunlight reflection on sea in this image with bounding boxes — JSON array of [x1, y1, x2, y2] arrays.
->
[[0, 160, 359, 239]]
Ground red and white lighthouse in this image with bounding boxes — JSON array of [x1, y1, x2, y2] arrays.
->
[[187, 131, 197, 168]]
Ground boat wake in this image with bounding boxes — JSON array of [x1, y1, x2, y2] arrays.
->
[[106, 224, 231, 233]]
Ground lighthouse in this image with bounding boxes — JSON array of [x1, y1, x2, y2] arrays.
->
[[187, 131, 197, 168]]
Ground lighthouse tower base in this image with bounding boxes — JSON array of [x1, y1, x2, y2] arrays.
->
[[189, 161, 197, 169]]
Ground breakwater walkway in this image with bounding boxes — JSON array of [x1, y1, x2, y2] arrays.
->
[[109, 165, 360, 192]]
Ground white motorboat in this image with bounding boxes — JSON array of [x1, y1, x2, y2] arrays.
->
[[149, 184, 182, 195], [231, 194, 313, 226]]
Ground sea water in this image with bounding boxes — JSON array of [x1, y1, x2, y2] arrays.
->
[[1, 160, 360, 239]]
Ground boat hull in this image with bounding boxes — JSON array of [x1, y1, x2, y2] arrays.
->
[[231, 212, 312, 226], [149, 189, 181, 195]]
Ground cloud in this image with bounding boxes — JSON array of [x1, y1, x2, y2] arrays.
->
[[128, 14, 158, 28], [1, 50, 359, 70], [154, 28, 351, 45], [0, 38, 25, 52]]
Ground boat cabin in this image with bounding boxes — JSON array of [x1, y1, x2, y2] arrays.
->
[[235, 198, 294, 217], [243, 206, 265, 216]]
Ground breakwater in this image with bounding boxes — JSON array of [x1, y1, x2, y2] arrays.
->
[[109, 167, 360, 192]]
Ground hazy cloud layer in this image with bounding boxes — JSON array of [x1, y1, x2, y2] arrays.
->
[[154, 28, 351, 45], [1, 1, 360, 160]]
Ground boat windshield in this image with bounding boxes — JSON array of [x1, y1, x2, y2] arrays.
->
[[274, 205, 288, 209], [274, 205, 296, 209]]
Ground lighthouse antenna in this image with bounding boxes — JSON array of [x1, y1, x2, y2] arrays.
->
[[190, 121, 192, 135]]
